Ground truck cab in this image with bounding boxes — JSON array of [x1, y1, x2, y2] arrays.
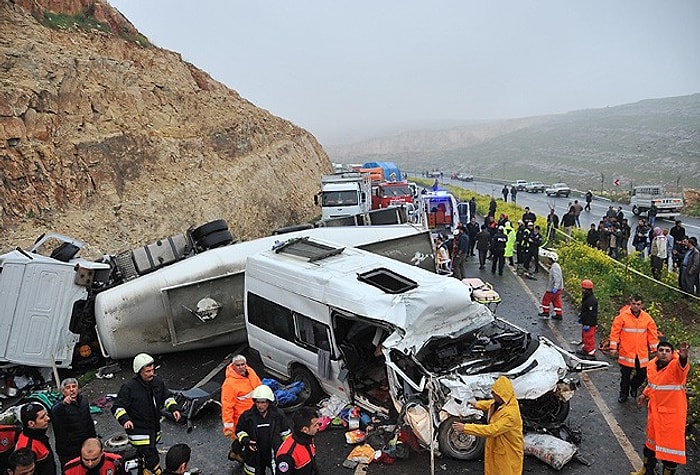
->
[[371, 181, 414, 210], [316, 172, 372, 220]]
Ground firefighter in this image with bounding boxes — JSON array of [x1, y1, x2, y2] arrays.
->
[[633, 341, 690, 475], [609, 296, 659, 403], [111, 353, 181, 474], [235, 385, 290, 474], [576, 279, 598, 359]]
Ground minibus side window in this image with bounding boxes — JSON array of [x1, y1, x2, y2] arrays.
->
[[296, 313, 332, 352], [247, 292, 294, 341]]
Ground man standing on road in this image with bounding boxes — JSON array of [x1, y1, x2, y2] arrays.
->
[[222, 355, 263, 439], [669, 220, 686, 271], [451, 376, 524, 475], [275, 407, 320, 475], [450, 227, 469, 280], [609, 296, 659, 403], [15, 403, 55, 475], [490, 226, 507, 276], [571, 200, 583, 227], [632, 341, 690, 475], [576, 280, 598, 359], [466, 216, 480, 257], [235, 385, 291, 475], [475, 224, 491, 270], [112, 353, 182, 475], [51, 378, 97, 468], [584, 190, 593, 212], [501, 185, 509, 202], [529, 225, 543, 274], [539, 253, 563, 320]]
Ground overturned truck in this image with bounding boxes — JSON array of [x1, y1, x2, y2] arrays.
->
[[0, 216, 434, 370]]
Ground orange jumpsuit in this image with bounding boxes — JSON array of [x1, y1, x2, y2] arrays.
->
[[643, 353, 690, 464], [609, 306, 659, 367], [220, 363, 262, 436]]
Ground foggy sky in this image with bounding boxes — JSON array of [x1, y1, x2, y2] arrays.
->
[[109, 1, 700, 145]]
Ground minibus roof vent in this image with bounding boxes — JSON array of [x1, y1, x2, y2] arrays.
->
[[357, 268, 418, 294], [273, 237, 345, 262]]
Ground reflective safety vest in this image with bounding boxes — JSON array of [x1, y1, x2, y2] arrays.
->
[[642, 354, 690, 464], [609, 306, 658, 368]]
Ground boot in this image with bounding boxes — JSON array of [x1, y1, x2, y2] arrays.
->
[[662, 466, 676, 475], [630, 456, 656, 475]]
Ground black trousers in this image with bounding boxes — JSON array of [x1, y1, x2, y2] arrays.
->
[[619, 358, 646, 397], [491, 250, 505, 275]]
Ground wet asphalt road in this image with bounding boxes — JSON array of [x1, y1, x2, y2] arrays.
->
[[77, 254, 697, 475]]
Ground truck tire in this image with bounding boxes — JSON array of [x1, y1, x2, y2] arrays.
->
[[191, 219, 229, 241], [291, 365, 326, 404], [438, 416, 485, 460], [197, 229, 234, 250], [632, 206, 640, 216]]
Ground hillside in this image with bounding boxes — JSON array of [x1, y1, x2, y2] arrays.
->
[[327, 95, 700, 192], [0, 0, 331, 255]]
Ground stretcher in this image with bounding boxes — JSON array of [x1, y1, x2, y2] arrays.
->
[[461, 278, 502, 312]]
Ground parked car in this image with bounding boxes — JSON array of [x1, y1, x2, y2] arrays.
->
[[545, 183, 571, 198], [457, 172, 474, 182], [511, 180, 528, 191], [525, 181, 546, 193]]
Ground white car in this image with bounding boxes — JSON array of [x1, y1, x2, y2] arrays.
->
[[525, 181, 546, 193], [511, 180, 529, 191], [545, 183, 571, 198]]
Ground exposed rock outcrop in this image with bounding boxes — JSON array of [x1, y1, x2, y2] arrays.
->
[[0, 0, 331, 255]]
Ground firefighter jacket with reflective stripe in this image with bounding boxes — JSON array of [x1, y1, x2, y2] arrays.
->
[[236, 406, 291, 474], [111, 375, 179, 446], [63, 452, 124, 475], [15, 428, 57, 475], [609, 306, 658, 368], [642, 353, 690, 464], [275, 432, 318, 475]]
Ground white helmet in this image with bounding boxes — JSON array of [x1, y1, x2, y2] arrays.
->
[[133, 353, 154, 374], [250, 385, 275, 402]]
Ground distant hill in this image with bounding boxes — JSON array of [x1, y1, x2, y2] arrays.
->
[[326, 94, 700, 192]]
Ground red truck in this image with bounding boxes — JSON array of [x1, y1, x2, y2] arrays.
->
[[371, 181, 414, 209]]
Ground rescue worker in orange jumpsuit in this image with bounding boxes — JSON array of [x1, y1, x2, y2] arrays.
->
[[632, 341, 690, 475], [221, 354, 262, 438], [609, 295, 659, 403], [451, 376, 524, 475]]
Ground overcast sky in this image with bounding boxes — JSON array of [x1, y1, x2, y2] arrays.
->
[[109, 1, 700, 145]]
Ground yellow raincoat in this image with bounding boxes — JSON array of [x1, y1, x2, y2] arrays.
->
[[504, 222, 516, 258], [461, 376, 524, 475]]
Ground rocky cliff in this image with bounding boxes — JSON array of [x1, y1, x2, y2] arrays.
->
[[0, 0, 331, 255]]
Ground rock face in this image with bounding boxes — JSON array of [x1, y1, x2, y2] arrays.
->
[[0, 0, 331, 255]]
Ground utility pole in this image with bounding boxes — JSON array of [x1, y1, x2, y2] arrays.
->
[[600, 172, 604, 195]]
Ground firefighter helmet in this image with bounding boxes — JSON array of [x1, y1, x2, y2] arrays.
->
[[581, 279, 594, 290], [132, 353, 154, 374], [250, 385, 275, 402]]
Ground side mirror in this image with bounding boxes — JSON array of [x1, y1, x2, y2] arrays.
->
[[360, 192, 366, 203], [314, 194, 319, 206]]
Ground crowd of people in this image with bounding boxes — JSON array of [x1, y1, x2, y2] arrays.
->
[[434, 197, 544, 280]]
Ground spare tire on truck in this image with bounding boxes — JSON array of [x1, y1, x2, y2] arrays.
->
[[191, 219, 229, 242]]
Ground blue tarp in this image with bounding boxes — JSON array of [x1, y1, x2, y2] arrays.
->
[[362, 162, 403, 181]]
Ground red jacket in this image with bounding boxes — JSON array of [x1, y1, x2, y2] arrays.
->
[[63, 452, 124, 475]]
